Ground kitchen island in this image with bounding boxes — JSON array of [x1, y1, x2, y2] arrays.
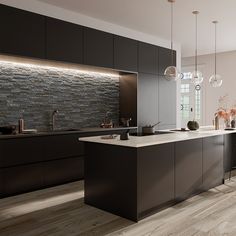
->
[[80, 127, 236, 221]]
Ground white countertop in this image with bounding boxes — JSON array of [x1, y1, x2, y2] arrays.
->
[[79, 126, 236, 148]]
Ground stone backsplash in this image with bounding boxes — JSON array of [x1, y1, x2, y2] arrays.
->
[[0, 61, 120, 131]]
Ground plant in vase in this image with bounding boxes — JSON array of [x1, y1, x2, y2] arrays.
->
[[217, 109, 231, 128]]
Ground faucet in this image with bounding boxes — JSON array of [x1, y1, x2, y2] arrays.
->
[[51, 110, 58, 131]]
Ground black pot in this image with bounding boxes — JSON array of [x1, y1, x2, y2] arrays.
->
[[142, 122, 161, 134]]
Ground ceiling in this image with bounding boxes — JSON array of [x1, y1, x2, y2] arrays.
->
[[38, 0, 236, 57]]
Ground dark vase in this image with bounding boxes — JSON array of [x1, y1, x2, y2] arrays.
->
[[231, 119, 236, 128]]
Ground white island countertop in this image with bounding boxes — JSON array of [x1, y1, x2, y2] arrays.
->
[[79, 126, 236, 148]]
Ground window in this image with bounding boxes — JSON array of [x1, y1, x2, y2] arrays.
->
[[180, 70, 202, 126]]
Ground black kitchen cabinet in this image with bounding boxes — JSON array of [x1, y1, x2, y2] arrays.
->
[[84, 28, 113, 68], [0, 134, 84, 167], [137, 73, 158, 127], [0, 171, 3, 197], [0, 4, 45, 58], [158, 47, 176, 75], [158, 76, 176, 130], [42, 157, 84, 187], [175, 139, 203, 201], [119, 73, 137, 126], [138, 42, 158, 74], [203, 135, 224, 190], [46, 17, 83, 64], [114, 36, 138, 72], [2, 163, 43, 196], [138, 143, 174, 217], [224, 134, 233, 173]]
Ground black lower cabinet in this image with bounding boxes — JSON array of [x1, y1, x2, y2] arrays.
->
[[85, 143, 138, 221], [137, 143, 174, 218], [175, 139, 203, 201], [203, 135, 224, 190], [2, 163, 43, 196], [42, 156, 84, 187], [224, 134, 233, 173], [0, 170, 3, 197], [84, 142, 174, 221]]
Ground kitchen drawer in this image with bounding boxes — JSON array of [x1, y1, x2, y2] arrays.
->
[[0, 134, 84, 167], [42, 156, 84, 187], [2, 163, 43, 196]]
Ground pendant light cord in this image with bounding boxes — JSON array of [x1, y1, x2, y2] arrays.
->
[[171, 1, 174, 66], [214, 22, 217, 76], [195, 12, 198, 73]]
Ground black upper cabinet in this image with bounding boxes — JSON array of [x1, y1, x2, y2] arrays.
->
[[46, 17, 83, 64], [84, 28, 113, 68], [138, 42, 158, 74], [158, 47, 176, 75], [0, 4, 45, 58], [114, 36, 138, 72]]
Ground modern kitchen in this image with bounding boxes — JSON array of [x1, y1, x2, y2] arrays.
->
[[0, 0, 236, 235]]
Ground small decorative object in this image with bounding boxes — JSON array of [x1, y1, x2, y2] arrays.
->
[[187, 120, 199, 130], [120, 130, 130, 140], [230, 108, 236, 128], [231, 119, 236, 129]]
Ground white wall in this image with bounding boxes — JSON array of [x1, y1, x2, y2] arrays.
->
[[182, 50, 236, 126], [0, 0, 182, 127]]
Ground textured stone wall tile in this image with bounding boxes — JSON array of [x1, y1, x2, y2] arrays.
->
[[0, 62, 119, 131]]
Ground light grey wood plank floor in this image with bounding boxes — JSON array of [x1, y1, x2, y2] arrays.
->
[[1, 178, 236, 236]]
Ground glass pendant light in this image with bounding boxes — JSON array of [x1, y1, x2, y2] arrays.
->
[[164, 0, 182, 81], [191, 11, 204, 85], [209, 21, 223, 87]]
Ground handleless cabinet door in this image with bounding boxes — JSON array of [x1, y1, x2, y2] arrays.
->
[[114, 36, 138, 72], [2, 163, 43, 196], [224, 134, 233, 172], [137, 73, 158, 127], [0, 4, 45, 58], [203, 135, 224, 190], [0, 170, 3, 198], [43, 157, 84, 188], [158, 47, 176, 75], [138, 42, 158, 74], [175, 139, 203, 201], [84, 28, 113, 68], [138, 143, 175, 217], [158, 77, 176, 129], [46, 17, 83, 64]]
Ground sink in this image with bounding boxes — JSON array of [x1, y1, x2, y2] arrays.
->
[[52, 129, 81, 132], [155, 131, 174, 135]]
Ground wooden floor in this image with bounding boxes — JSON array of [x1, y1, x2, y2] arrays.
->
[[1, 178, 236, 236]]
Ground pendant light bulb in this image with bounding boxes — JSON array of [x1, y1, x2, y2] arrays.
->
[[164, 0, 182, 81], [209, 21, 222, 88], [191, 11, 204, 85]]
